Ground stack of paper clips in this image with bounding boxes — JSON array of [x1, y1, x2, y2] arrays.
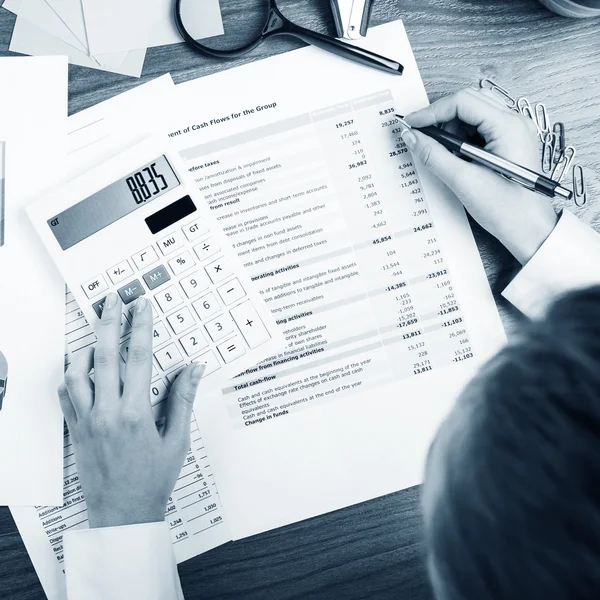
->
[[480, 78, 587, 207]]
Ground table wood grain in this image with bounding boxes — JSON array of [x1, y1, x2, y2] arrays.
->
[[1, 1, 599, 598]]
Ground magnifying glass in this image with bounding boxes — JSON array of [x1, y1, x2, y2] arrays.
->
[[174, 0, 403, 75]]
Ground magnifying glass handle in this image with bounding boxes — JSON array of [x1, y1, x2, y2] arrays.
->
[[279, 23, 404, 75]]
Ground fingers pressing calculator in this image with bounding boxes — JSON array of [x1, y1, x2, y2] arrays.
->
[[28, 137, 284, 402]]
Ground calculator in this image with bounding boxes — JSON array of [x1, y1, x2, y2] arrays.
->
[[28, 137, 284, 399]]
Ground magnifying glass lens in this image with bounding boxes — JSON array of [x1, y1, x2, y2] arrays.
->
[[179, 0, 269, 52]]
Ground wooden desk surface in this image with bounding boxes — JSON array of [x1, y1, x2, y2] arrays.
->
[[1, 1, 599, 598]]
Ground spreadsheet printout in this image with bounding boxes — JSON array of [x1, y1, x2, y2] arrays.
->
[[168, 21, 507, 538]]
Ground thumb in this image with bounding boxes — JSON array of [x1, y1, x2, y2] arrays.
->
[[163, 363, 205, 441], [401, 128, 472, 193]]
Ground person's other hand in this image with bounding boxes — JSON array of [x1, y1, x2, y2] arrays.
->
[[58, 292, 205, 528], [403, 88, 558, 264]]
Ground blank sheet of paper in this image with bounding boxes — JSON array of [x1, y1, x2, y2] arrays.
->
[[82, 0, 224, 55], [0, 56, 68, 506]]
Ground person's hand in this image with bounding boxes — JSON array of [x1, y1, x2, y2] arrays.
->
[[58, 292, 205, 529], [402, 88, 558, 264]]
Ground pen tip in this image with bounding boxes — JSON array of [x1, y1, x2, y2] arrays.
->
[[395, 114, 405, 119]]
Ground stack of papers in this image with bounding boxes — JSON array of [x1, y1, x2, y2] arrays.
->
[[3, 0, 224, 78]]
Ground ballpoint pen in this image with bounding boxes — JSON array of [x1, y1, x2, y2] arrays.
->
[[395, 115, 573, 201]]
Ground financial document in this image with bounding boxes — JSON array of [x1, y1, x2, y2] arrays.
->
[[168, 20, 507, 538], [11, 21, 507, 599]]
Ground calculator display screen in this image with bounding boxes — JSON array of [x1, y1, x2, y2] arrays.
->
[[48, 155, 180, 250]]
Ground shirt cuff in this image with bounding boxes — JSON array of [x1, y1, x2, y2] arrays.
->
[[64, 522, 183, 600], [502, 210, 600, 319]]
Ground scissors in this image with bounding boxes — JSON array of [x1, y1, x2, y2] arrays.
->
[[174, 0, 403, 75]]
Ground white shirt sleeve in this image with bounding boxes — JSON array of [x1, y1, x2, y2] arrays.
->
[[64, 522, 183, 600], [502, 210, 600, 319]]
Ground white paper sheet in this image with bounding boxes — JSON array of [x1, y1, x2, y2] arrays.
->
[[3, 0, 88, 53], [10, 75, 232, 600], [0, 56, 68, 506], [81, 0, 224, 55], [9, 17, 147, 78], [167, 20, 508, 538]]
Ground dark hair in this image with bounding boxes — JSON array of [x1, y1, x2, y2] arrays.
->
[[426, 285, 600, 600]]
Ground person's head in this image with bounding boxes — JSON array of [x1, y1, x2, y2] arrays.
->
[[423, 285, 600, 600]]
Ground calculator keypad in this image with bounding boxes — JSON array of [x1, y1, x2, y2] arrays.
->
[[82, 214, 272, 393]]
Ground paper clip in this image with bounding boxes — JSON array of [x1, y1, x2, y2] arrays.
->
[[542, 132, 556, 174], [534, 103, 551, 136], [517, 97, 544, 139], [551, 146, 576, 183], [572, 165, 587, 207], [479, 78, 518, 111], [517, 97, 533, 117], [553, 122, 566, 163]]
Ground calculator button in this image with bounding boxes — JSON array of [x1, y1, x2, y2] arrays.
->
[[168, 251, 196, 276], [230, 301, 271, 349], [152, 364, 159, 379], [154, 343, 184, 371], [143, 265, 171, 290], [92, 297, 107, 318], [83, 274, 108, 299], [204, 315, 235, 343], [192, 350, 221, 377], [118, 279, 146, 304], [108, 260, 134, 285], [205, 256, 232, 285], [150, 379, 168, 404], [183, 220, 209, 242], [180, 328, 208, 357], [180, 271, 209, 299], [133, 246, 159, 270], [157, 231, 185, 256], [167, 307, 196, 335], [192, 293, 220, 321], [217, 278, 246, 305], [194, 238, 220, 262], [152, 321, 171, 347], [217, 336, 246, 364], [155, 286, 183, 312]]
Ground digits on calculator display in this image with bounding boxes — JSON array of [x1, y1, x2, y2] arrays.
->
[[126, 162, 169, 204]]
